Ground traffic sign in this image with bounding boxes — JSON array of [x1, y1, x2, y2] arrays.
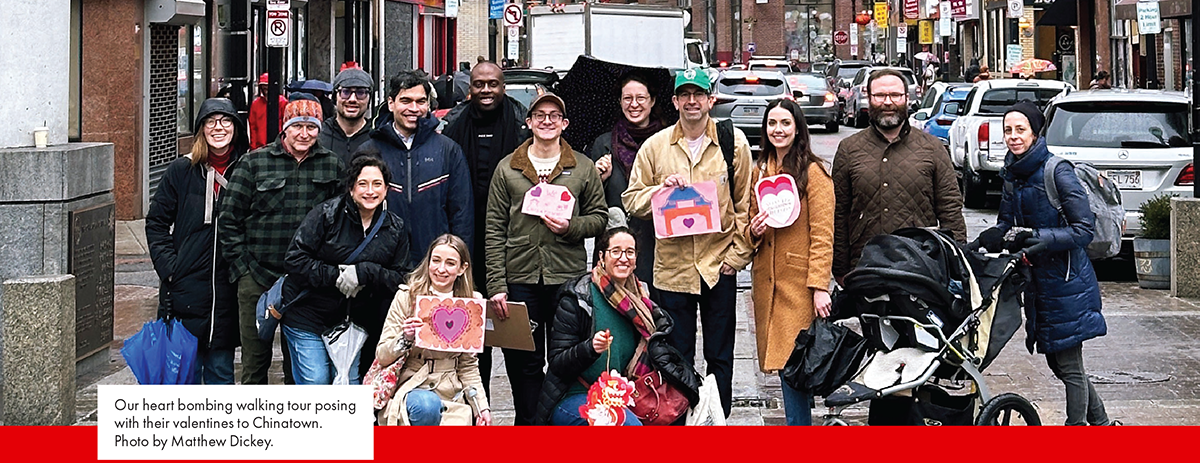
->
[[267, 10, 289, 48], [507, 25, 519, 40], [504, 4, 523, 27], [267, 0, 289, 12], [747, 42, 756, 54], [833, 30, 849, 45]]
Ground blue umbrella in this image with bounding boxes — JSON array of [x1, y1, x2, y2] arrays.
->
[[120, 318, 199, 384]]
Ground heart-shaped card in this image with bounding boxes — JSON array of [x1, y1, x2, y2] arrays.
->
[[415, 296, 486, 353], [755, 174, 801, 228]]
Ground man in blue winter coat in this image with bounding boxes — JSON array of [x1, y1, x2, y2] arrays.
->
[[353, 70, 473, 268]]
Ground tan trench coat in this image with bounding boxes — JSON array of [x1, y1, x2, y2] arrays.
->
[[375, 287, 489, 426], [748, 162, 836, 372]]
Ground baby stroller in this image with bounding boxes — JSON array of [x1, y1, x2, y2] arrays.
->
[[822, 227, 1041, 426]]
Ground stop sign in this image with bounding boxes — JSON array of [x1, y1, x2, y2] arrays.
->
[[834, 30, 849, 45]]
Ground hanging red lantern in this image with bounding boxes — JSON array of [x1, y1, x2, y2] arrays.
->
[[855, 11, 873, 26]]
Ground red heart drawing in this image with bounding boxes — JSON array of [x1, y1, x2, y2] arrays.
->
[[431, 306, 468, 343], [561, 191, 571, 202]]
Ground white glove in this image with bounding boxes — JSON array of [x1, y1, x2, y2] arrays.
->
[[335, 265, 362, 298]]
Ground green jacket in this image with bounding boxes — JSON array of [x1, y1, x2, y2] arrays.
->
[[485, 138, 608, 295]]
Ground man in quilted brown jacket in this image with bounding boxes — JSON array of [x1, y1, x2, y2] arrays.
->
[[831, 68, 966, 282]]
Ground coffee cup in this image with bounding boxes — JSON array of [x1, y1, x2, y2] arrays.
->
[[33, 127, 49, 148]]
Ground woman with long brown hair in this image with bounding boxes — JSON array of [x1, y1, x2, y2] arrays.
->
[[746, 98, 835, 425]]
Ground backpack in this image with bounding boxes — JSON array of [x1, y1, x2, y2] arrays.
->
[[1006, 156, 1125, 259]]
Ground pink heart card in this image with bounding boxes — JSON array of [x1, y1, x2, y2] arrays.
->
[[521, 183, 575, 220], [415, 296, 486, 353], [651, 181, 722, 239], [755, 174, 801, 228]]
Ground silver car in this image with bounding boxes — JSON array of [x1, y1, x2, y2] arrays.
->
[[843, 66, 918, 128], [1043, 90, 1194, 238], [709, 70, 791, 150]]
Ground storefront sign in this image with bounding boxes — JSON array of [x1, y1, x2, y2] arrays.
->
[[489, 0, 505, 20], [875, 2, 889, 25], [940, 1, 953, 36], [1137, 1, 1162, 35], [1006, 44, 1023, 69], [919, 20, 934, 44], [905, 0, 921, 19], [951, 0, 968, 16]]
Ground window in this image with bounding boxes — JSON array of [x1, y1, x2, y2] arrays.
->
[[717, 77, 788, 96], [977, 87, 1066, 114], [68, 0, 81, 140], [1046, 102, 1192, 148], [177, 24, 206, 134]]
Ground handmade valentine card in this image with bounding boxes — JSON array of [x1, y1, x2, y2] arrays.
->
[[521, 183, 575, 220], [414, 296, 486, 353], [651, 181, 722, 239], [578, 370, 635, 426], [755, 173, 801, 228]]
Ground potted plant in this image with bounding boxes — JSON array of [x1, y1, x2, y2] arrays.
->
[[1133, 193, 1175, 289]]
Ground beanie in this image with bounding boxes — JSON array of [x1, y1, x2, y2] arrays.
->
[[282, 99, 323, 131], [1005, 101, 1044, 135]]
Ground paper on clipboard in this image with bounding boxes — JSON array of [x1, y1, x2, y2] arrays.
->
[[484, 302, 536, 351]]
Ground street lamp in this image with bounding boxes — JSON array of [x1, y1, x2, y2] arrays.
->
[[806, 9, 818, 64]]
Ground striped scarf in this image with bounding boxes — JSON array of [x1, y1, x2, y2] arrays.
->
[[591, 265, 655, 339]]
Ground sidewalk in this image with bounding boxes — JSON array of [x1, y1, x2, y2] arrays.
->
[[76, 220, 1200, 426]]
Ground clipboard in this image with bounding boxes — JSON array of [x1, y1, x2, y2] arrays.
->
[[484, 302, 536, 351]]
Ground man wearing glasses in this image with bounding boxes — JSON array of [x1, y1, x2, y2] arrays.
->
[[484, 92, 608, 425], [319, 67, 374, 164], [622, 68, 755, 419], [831, 68, 966, 290], [219, 98, 344, 384]]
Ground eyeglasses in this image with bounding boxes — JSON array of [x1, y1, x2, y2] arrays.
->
[[870, 92, 907, 102], [675, 90, 709, 100], [606, 248, 637, 260], [621, 95, 651, 106], [204, 117, 234, 129], [338, 88, 370, 100], [530, 112, 564, 123]]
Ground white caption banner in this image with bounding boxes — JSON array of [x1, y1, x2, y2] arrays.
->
[[98, 385, 374, 460]]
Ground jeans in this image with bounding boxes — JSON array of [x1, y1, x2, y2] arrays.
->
[[779, 371, 814, 426], [550, 393, 643, 426], [193, 348, 235, 385], [236, 275, 293, 384], [1046, 343, 1109, 426], [655, 273, 737, 418], [499, 282, 559, 425], [406, 389, 445, 426], [281, 324, 361, 385]]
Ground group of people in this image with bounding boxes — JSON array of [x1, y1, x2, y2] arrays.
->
[[146, 61, 1112, 427]]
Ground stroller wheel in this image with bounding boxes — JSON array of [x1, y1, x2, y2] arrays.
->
[[975, 393, 1041, 426]]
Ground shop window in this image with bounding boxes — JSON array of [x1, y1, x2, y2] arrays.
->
[[178, 24, 206, 134]]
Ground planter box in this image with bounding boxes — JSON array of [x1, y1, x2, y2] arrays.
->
[[1134, 238, 1171, 289]]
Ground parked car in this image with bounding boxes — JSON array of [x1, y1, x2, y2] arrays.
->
[[434, 69, 557, 131], [914, 87, 970, 150], [785, 73, 840, 132], [842, 66, 918, 128], [949, 78, 1073, 208], [709, 70, 791, 151], [1042, 89, 1193, 238], [911, 82, 973, 131], [747, 58, 795, 74], [827, 59, 872, 106]]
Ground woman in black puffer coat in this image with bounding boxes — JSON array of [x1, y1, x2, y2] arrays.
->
[[146, 98, 248, 384]]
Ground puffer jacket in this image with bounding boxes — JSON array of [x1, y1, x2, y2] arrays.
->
[[534, 274, 701, 425], [318, 116, 371, 165], [997, 137, 1105, 354]]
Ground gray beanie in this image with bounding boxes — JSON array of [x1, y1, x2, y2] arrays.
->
[[332, 68, 372, 90]]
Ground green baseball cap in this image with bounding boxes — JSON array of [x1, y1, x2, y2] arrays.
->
[[674, 68, 712, 93]]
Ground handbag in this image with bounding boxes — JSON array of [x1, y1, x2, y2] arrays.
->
[[625, 342, 690, 425], [255, 211, 386, 342], [363, 354, 409, 410], [781, 317, 869, 397]]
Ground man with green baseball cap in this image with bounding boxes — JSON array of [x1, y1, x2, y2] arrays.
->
[[621, 66, 754, 419]]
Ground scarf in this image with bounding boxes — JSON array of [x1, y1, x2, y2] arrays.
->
[[591, 265, 655, 339], [610, 117, 664, 175]]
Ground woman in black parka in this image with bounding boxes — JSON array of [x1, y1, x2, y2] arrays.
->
[[146, 98, 248, 384]]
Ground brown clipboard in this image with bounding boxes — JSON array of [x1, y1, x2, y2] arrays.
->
[[484, 302, 536, 351]]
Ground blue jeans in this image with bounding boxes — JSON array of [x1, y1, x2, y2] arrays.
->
[[655, 273, 737, 418], [406, 389, 445, 426], [550, 393, 643, 426], [282, 324, 361, 385], [192, 348, 235, 385], [779, 371, 814, 425]]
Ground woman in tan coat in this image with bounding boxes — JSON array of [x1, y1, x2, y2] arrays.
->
[[375, 234, 491, 426], [747, 99, 835, 426]]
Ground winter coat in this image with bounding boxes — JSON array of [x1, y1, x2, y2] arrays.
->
[[281, 195, 410, 340], [440, 95, 529, 134], [831, 122, 967, 277], [353, 113, 474, 268], [997, 137, 1105, 354], [484, 138, 609, 296], [534, 274, 701, 425], [748, 161, 835, 372], [375, 286, 489, 426], [318, 116, 371, 166]]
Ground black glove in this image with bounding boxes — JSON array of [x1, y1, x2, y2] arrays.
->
[[971, 227, 1005, 253], [1006, 230, 1043, 253]]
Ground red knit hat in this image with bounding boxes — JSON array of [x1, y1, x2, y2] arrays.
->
[[282, 99, 323, 131]]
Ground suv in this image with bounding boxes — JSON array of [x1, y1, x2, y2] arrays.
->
[[948, 79, 1073, 208], [842, 66, 918, 128], [1042, 89, 1193, 237], [709, 70, 791, 150], [747, 58, 795, 74], [785, 73, 841, 132]]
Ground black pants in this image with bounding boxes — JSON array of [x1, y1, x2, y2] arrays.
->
[[493, 282, 559, 425], [655, 273, 737, 418]]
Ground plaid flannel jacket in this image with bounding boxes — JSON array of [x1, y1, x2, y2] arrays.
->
[[218, 140, 344, 287]]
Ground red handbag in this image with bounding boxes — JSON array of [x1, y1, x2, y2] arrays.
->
[[626, 344, 690, 425]]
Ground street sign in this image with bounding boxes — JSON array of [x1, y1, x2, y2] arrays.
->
[[507, 40, 519, 60], [834, 30, 849, 45], [266, 0, 288, 11], [267, 10, 289, 48], [446, 0, 459, 18], [897, 22, 908, 38], [1137, 1, 1161, 35], [939, 1, 952, 37], [850, 23, 859, 46], [489, 0, 505, 20], [504, 3, 523, 27], [1007, 0, 1023, 19], [850, 45, 859, 57], [507, 25, 519, 40], [747, 42, 756, 54], [1006, 44, 1023, 70]]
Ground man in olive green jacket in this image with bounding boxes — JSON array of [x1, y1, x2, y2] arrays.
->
[[484, 92, 608, 425]]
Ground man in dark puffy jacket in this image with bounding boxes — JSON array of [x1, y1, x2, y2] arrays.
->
[[353, 70, 473, 268]]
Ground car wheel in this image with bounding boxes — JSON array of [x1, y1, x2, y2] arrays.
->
[[826, 119, 839, 133], [962, 165, 987, 209]]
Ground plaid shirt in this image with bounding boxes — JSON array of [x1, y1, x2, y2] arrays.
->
[[218, 141, 344, 286]]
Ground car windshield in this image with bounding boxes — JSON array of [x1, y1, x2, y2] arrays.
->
[[1045, 101, 1192, 148], [977, 87, 1064, 114], [506, 85, 541, 109], [717, 77, 787, 96], [750, 65, 791, 73], [838, 66, 866, 81]]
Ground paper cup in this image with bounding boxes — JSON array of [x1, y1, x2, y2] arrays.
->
[[33, 127, 49, 148]]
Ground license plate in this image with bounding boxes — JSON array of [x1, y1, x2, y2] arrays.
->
[[1107, 170, 1142, 190], [737, 106, 762, 117]]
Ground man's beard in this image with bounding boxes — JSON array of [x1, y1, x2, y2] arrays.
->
[[337, 107, 364, 121], [869, 104, 904, 130]]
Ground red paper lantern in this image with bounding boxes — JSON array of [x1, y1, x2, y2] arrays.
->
[[855, 11, 873, 26]]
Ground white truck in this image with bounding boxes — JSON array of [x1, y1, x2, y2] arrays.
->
[[947, 79, 1073, 208], [526, 3, 706, 71]]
